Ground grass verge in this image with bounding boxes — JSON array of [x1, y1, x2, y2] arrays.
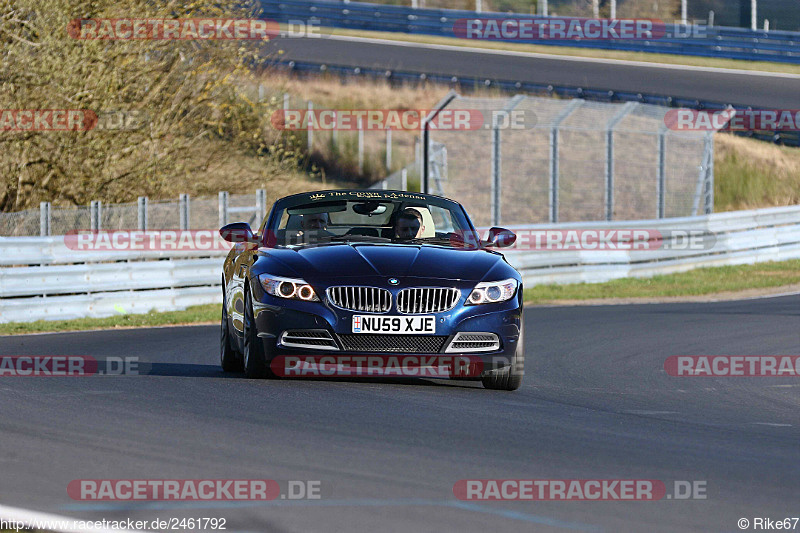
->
[[3, 260, 800, 334], [524, 259, 800, 304], [0, 304, 220, 336]]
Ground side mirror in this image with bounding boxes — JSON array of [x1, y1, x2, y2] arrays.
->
[[485, 227, 516, 249], [219, 222, 257, 244]]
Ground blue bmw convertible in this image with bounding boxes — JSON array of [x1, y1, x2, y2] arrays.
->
[[219, 190, 524, 390]]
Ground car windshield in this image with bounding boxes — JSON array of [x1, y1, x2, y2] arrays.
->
[[264, 191, 474, 248]]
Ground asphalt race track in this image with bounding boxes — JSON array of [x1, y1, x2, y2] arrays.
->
[[1, 295, 799, 532], [266, 35, 800, 109]]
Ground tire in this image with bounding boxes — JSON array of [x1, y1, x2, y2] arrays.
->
[[243, 286, 276, 379], [482, 324, 524, 391], [220, 288, 243, 373]]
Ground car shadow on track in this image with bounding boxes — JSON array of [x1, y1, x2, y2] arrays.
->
[[130, 362, 482, 388]]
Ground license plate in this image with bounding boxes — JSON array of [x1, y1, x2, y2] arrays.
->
[[352, 315, 435, 334]]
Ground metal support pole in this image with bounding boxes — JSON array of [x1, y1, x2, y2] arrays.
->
[[490, 95, 525, 227], [605, 102, 636, 221], [709, 10, 715, 27], [357, 117, 364, 174], [751, 0, 757, 31], [385, 127, 392, 171], [39, 201, 51, 237], [475, 0, 482, 12], [681, 0, 688, 25], [258, 83, 265, 104], [490, 123, 501, 227], [610, 0, 616, 19], [592, 0, 599, 18], [90, 200, 101, 231], [422, 91, 458, 195], [218, 191, 229, 228], [657, 129, 667, 219], [704, 132, 714, 214], [307, 101, 314, 152], [539, 0, 548, 16], [283, 93, 289, 112], [401, 168, 408, 191], [549, 100, 583, 223], [179, 194, 190, 230], [256, 189, 267, 224], [137, 197, 148, 231]]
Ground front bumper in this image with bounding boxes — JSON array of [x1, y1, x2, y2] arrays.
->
[[250, 281, 522, 376]]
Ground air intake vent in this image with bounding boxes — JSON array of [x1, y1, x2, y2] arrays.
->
[[397, 288, 460, 314], [445, 332, 500, 353], [327, 286, 392, 313], [280, 330, 339, 351], [338, 334, 448, 353]]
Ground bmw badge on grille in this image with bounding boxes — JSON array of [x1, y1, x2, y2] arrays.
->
[[388, 278, 399, 285]]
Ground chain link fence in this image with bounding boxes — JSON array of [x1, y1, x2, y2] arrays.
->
[[424, 93, 718, 227], [0, 192, 268, 237]]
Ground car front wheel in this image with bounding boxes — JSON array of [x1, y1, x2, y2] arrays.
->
[[482, 324, 524, 391], [243, 286, 277, 379], [220, 288, 243, 373]]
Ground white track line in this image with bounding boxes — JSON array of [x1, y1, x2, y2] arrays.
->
[[318, 34, 800, 79], [0, 503, 155, 533]]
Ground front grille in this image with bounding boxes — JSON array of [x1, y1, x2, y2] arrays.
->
[[280, 329, 339, 351], [397, 287, 460, 314], [338, 334, 447, 353], [327, 286, 392, 313], [446, 332, 500, 353]]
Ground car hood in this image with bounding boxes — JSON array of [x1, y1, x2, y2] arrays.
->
[[255, 243, 513, 283]]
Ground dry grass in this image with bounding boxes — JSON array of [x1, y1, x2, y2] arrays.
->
[[715, 133, 800, 211]]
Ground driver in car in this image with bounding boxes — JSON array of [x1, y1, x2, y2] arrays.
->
[[300, 212, 329, 231], [393, 209, 425, 240]]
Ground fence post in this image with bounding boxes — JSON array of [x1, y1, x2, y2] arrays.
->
[[258, 83, 265, 104], [307, 100, 314, 152], [137, 196, 148, 230], [256, 189, 267, 224], [704, 132, 714, 214], [490, 121, 501, 226], [475, 0, 482, 12], [90, 200, 102, 231], [179, 193, 190, 230], [357, 116, 364, 174], [681, 0, 687, 24], [385, 127, 392, 171], [610, 0, 616, 19], [751, 0, 757, 31], [39, 201, 51, 237], [283, 93, 289, 112], [549, 100, 583, 223], [401, 168, 408, 191], [605, 102, 636, 221], [539, 0, 548, 16], [218, 191, 229, 228], [657, 128, 667, 219], [490, 95, 525, 227]]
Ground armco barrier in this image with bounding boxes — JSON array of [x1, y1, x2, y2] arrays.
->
[[271, 59, 800, 147], [261, 0, 800, 64], [1, 205, 799, 323]]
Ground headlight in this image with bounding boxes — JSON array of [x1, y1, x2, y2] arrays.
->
[[467, 278, 518, 305], [259, 274, 319, 301]]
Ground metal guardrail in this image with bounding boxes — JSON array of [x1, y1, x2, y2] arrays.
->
[[2, 205, 799, 323], [271, 59, 800, 147], [261, 0, 800, 63]]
